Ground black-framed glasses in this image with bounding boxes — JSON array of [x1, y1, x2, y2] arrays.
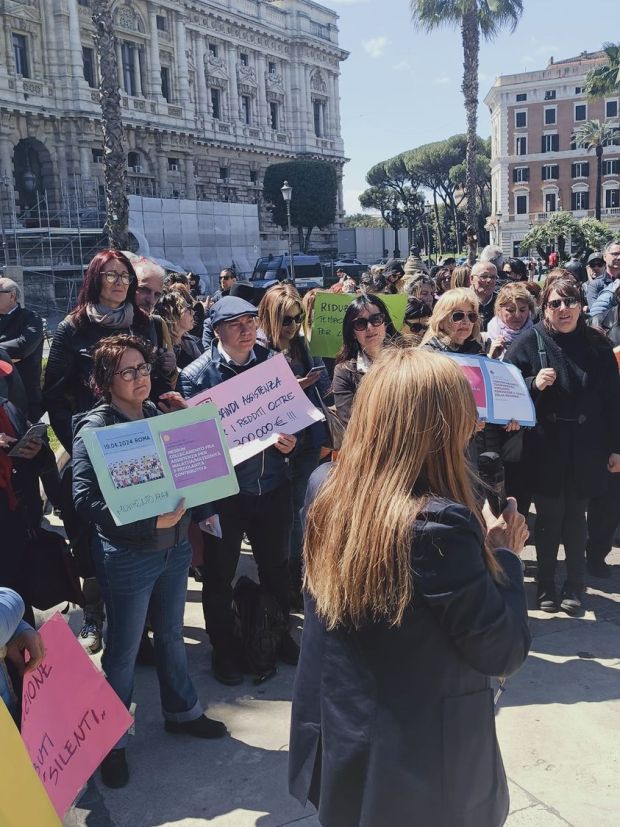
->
[[101, 271, 133, 285], [547, 297, 580, 310], [282, 312, 305, 327], [451, 311, 478, 323], [352, 312, 386, 331], [114, 362, 152, 382]]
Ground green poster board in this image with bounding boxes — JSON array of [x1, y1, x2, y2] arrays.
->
[[81, 404, 239, 525], [308, 292, 408, 358]]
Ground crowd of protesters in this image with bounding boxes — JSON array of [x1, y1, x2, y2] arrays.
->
[[1, 238, 619, 820]]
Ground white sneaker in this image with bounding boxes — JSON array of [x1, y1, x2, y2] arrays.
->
[[79, 620, 103, 655]]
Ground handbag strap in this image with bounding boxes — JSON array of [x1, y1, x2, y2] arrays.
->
[[534, 328, 549, 369]]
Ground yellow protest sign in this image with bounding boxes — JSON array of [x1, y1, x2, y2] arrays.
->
[[0, 699, 61, 826]]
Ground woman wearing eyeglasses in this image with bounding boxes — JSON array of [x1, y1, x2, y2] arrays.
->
[[42, 250, 159, 657], [332, 295, 398, 427], [258, 284, 331, 603], [506, 275, 620, 614], [43, 250, 157, 456], [72, 334, 227, 789]]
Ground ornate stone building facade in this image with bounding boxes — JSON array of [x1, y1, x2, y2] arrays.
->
[[0, 0, 348, 299]]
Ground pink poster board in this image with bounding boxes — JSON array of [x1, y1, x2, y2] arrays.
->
[[21, 614, 133, 818]]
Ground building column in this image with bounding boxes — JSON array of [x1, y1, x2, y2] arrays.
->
[[67, 0, 85, 83], [185, 155, 196, 200], [0, 134, 13, 182], [283, 60, 293, 131], [157, 152, 168, 196], [304, 66, 314, 135], [116, 41, 124, 92], [175, 14, 190, 109], [333, 73, 342, 136], [79, 145, 91, 180], [194, 36, 209, 122], [256, 53, 267, 129], [147, 4, 162, 99], [133, 45, 143, 97], [226, 46, 239, 123]]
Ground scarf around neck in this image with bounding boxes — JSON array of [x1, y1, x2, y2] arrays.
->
[[86, 302, 134, 329], [487, 315, 533, 345]]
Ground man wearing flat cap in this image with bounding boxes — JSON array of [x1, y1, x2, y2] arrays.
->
[[180, 297, 299, 685]]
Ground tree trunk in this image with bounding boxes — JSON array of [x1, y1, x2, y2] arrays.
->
[[304, 227, 313, 252], [297, 225, 304, 252], [432, 190, 443, 254], [461, 4, 480, 265], [92, 0, 128, 250], [595, 144, 603, 221]]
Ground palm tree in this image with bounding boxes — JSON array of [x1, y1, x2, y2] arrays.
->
[[92, 0, 128, 249], [584, 42, 620, 98], [572, 119, 617, 221], [410, 0, 523, 263]]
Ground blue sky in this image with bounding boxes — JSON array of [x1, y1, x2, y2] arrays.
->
[[330, 0, 619, 214]]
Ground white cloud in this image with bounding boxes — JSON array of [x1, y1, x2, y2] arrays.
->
[[393, 60, 413, 72], [434, 75, 451, 85], [363, 36, 389, 58]]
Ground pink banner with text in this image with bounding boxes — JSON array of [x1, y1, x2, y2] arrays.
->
[[21, 614, 133, 818]]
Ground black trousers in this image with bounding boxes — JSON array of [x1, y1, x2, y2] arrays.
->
[[200, 481, 292, 653], [534, 480, 587, 594], [586, 472, 620, 565]]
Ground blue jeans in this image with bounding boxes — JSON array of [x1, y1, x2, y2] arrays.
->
[[93, 537, 202, 748]]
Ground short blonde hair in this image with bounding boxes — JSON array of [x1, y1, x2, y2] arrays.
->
[[495, 282, 535, 315], [421, 288, 481, 346]]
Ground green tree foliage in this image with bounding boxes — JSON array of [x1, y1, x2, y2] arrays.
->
[[584, 43, 620, 98], [521, 214, 613, 260], [410, 0, 523, 262], [361, 134, 491, 255], [343, 213, 388, 228], [263, 161, 337, 252]]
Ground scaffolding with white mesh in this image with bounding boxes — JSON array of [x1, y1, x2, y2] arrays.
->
[[0, 176, 107, 319]]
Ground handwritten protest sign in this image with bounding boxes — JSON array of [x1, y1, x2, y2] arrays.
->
[[20, 614, 133, 818], [444, 353, 536, 426], [187, 352, 325, 464], [308, 292, 408, 358], [81, 404, 238, 525], [0, 700, 61, 826]]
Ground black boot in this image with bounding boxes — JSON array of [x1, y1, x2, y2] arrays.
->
[[100, 748, 129, 789]]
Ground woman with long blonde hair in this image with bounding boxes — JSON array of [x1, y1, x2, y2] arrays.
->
[[257, 283, 331, 605], [290, 347, 530, 827]]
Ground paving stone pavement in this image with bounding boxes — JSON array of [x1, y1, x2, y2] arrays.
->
[[52, 539, 619, 827]]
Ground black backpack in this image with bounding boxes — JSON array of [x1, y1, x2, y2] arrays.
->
[[233, 576, 286, 682]]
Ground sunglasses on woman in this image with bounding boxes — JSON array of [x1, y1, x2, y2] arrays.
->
[[450, 311, 478, 323], [114, 362, 152, 382], [352, 312, 386, 332], [547, 297, 579, 310], [282, 312, 305, 327], [102, 271, 133, 285]]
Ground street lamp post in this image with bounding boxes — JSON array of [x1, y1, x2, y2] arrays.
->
[[280, 180, 295, 280], [496, 210, 502, 249]]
